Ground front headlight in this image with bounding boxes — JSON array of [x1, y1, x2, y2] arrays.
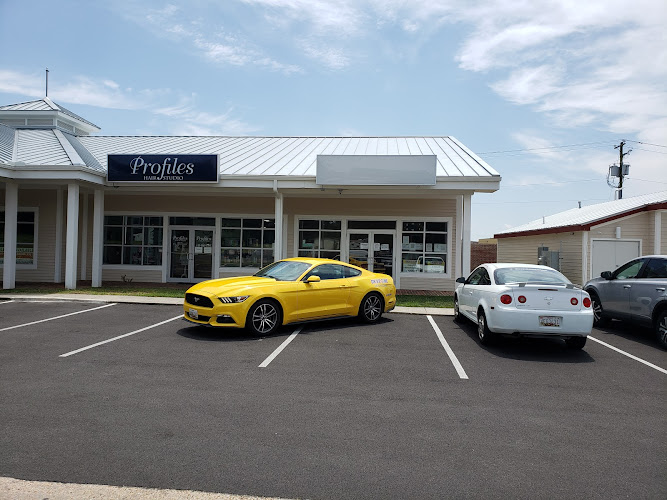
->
[[218, 296, 250, 304]]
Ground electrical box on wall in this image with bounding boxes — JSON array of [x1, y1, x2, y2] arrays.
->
[[537, 246, 560, 271]]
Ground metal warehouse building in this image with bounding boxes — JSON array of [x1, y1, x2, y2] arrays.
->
[[0, 97, 500, 291]]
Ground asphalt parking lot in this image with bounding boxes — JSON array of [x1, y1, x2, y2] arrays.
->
[[0, 299, 665, 500]]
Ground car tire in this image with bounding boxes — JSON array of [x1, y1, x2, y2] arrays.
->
[[656, 311, 667, 350], [477, 310, 494, 345], [246, 299, 282, 336], [359, 293, 384, 323], [453, 296, 462, 323], [565, 336, 587, 349], [589, 291, 609, 327]]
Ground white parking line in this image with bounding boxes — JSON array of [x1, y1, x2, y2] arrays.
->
[[427, 315, 468, 380], [259, 327, 302, 368], [588, 335, 667, 375], [60, 315, 182, 358], [0, 303, 116, 332], [0, 299, 14, 305]]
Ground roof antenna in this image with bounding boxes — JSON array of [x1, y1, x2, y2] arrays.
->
[[45, 68, 49, 97]]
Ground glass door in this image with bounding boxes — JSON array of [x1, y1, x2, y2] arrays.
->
[[348, 232, 394, 277], [169, 228, 215, 282]]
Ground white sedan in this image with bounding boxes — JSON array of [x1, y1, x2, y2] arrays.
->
[[454, 263, 593, 349]]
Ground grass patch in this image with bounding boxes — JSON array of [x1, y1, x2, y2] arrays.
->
[[4, 284, 453, 307], [396, 295, 454, 308]]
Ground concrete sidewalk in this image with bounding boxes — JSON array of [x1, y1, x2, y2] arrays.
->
[[0, 293, 453, 316]]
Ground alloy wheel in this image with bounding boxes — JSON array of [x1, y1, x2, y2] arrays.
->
[[252, 303, 278, 334], [364, 295, 382, 321]]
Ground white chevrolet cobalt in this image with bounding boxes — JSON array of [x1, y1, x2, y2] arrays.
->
[[454, 263, 593, 348]]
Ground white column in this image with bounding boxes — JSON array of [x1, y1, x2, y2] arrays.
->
[[161, 216, 169, 282], [65, 183, 80, 289], [91, 189, 104, 287], [213, 216, 221, 280], [462, 193, 472, 276], [80, 193, 89, 280], [455, 195, 463, 279], [581, 231, 589, 285], [3, 181, 18, 289], [655, 211, 662, 254], [274, 192, 284, 260], [54, 188, 63, 283]]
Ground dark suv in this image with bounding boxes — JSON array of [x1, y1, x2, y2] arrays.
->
[[584, 255, 667, 348]]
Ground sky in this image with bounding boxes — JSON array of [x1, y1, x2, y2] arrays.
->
[[1, 0, 666, 240]]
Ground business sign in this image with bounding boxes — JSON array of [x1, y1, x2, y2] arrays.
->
[[316, 155, 436, 186], [107, 154, 219, 182]]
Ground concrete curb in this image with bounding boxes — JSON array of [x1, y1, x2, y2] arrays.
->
[[0, 294, 454, 315]]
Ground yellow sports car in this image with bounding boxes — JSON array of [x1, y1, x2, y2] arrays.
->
[[183, 258, 396, 335]]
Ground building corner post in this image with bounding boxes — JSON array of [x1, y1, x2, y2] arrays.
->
[[65, 183, 80, 289], [3, 181, 18, 289], [274, 190, 284, 260], [462, 193, 472, 277], [91, 189, 104, 287]]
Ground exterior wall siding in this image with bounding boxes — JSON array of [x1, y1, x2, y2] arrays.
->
[[661, 211, 667, 253], [590, 212, 651, 248], [497, 232, 584, 284]]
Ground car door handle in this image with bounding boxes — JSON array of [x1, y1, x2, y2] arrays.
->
[[623, 285, 631, 289], [656, 288, 666, 292]]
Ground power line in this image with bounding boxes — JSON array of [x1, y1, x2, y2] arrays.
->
[[625, 140, 667, 148], [503, 178, 599, 187], [474, 198, 610, 205], [477, 141, 616, 155]]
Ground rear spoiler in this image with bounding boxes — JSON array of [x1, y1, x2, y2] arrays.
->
[[511, 282, 581, 289]]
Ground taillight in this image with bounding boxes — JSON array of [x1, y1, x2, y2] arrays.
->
[[583, 297, 591, 308], [518, 295, 526, 303], [500, 294, 512, 304], [570, 297, 578, 306]]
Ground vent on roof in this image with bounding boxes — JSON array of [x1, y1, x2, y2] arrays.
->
[[27, 118, 54, 126], [57, 120, 75, 133], [0, 119, 26, 127]]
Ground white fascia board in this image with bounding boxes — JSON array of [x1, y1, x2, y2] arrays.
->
[[0, 165, 106, 184]]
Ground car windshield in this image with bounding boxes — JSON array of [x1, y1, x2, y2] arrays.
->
[[254, 260, 311, 281], [494, 267, 571, 285]]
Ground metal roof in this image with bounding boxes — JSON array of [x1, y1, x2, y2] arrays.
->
[[77, 135, 499, 178], [495, 191, 667, 237], [0, 97, 100, 130]]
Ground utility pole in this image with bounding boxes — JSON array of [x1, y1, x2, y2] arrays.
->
[[614, 140, 631, 199]]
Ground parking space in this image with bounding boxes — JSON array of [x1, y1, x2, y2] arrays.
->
[[0, 300, 665, 500]]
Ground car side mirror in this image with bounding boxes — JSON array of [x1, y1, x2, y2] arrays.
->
[[305, 275, 321, 283], [600, 271, 613, 280], [456, 277, 466, 284]]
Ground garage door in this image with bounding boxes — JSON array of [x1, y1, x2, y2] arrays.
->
[[591, 240, 640, 278]]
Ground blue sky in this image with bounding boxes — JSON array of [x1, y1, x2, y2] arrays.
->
[[1, 0, 666, 240]]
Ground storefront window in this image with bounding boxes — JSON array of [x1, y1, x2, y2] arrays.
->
[[0, 210, 37, 265], [221, 218, 274, 268], [298, 219, 342, 260], [103, 215, 163, 265], [401, 221, 447, 273]]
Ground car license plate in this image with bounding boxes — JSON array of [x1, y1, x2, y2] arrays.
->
[[539, 316, 561, 327], [188, 308, 198, 320]]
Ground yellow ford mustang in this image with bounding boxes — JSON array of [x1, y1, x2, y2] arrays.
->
[[183, 258, 396, 335]]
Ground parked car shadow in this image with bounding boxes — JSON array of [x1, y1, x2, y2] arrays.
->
[[455, 319, 595, 363], [177, 316, 394, 342], [593, 320, 663, 350]]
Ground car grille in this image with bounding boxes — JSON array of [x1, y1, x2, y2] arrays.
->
[[185, 293, 214, 308]]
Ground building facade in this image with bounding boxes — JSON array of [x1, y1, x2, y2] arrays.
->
[[0, 98, 501, 291], [495, 192, 667, 285]]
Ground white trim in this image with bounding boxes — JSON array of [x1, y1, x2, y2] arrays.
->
[[54, 188, 63, 282], [462, 194, 472, 276], [161, 215, 169, 282], [2, 182, 18, 289], [80, 193, 88, 280], [655, 211, 662, 254], [91, 189, 104, 287], [581, 231, 589, 284], [455, 195, 462, 279], [65, 183, 79, 289]]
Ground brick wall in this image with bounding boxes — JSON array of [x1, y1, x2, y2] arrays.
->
[[471, 241, 497, 269]]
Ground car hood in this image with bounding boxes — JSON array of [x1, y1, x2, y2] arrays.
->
[[188, 276, 282, 296]]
